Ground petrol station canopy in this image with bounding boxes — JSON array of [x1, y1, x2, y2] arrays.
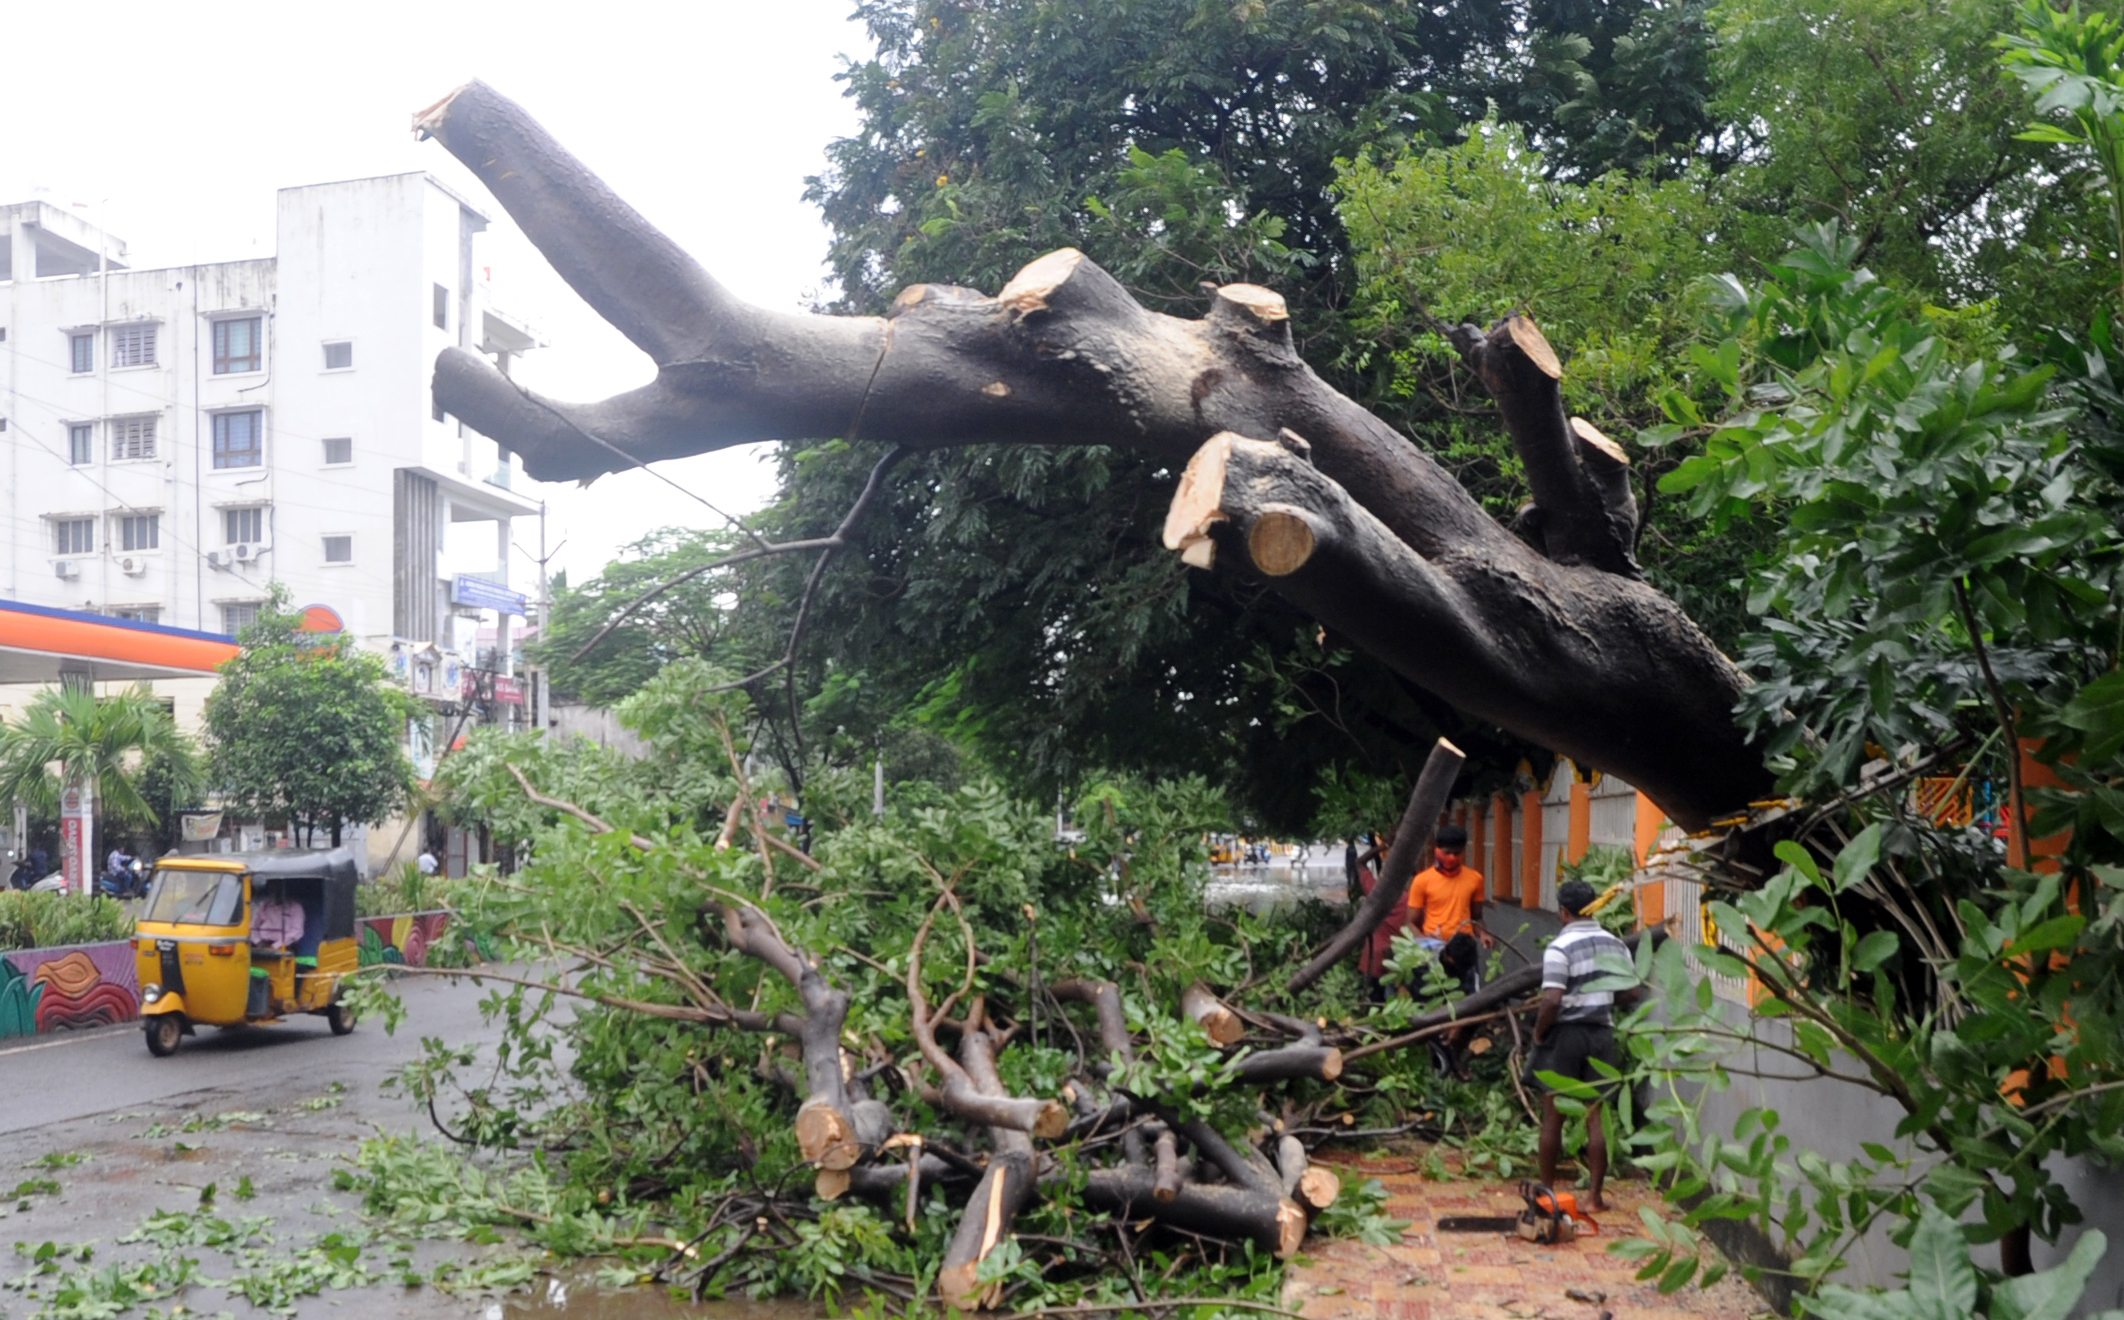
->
[[0, 599, 239, 686]]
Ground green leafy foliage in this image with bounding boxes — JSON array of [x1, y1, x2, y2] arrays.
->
[[0, 893, 132, 952], [0, 684, 200, 849], [1801, 1210, 2120, 1320], [1621, 826, 2124, 1293], [202, 587, 421, 847], [1654, 223, 2115, 794]]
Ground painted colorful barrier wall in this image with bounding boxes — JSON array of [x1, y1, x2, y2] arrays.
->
[[0, 910, 458, 1041]]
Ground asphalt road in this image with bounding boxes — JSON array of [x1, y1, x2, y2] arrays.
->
[[0, 970, 524, 1318], [0, 971, 817, 1320], [0, 969, 498, 1137]]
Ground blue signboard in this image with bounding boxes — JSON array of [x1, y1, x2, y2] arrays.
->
[[451, 575, 528, 616]]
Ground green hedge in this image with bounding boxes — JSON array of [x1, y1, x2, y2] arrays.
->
[[0, 892, 134, 953]]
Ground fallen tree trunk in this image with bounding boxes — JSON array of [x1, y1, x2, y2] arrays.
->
[[1083, 1167, 1308, 1260], [413, 79, 1772, 829]]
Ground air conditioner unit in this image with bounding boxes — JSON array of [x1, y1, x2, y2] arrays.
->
[[206, 550, 227, 570], [233, 542, 263, 562], [119, 556, 145, 576], [53, 560, 79, 579]]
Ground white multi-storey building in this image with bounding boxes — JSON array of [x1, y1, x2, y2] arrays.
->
[[1, 173, 543, 661]]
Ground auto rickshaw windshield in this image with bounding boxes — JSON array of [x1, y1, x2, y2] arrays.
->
[[143, 870, 244, 927]]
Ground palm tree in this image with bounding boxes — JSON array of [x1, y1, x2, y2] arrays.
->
[[0, 686, 202, 878]]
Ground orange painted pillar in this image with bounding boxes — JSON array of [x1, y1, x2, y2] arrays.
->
[[1567, 778, 1591, 865], [2013, 740, 2072, 876], [1521, 790, 1543, 907], [1634, 791, 1666, 930], [1633, 793, 1665, 862], [1492, 796, 1514, 903]]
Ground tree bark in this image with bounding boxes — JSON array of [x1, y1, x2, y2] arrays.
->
[[937, 1026, 1043, 1311], [1230, 1045, 1344, 1085], [1083, 1167, 1308, 1259], [414, 80, 1771, 829], [1180, 982, 1245, 1046]]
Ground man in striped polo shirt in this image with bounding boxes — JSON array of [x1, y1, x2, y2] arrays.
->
[[1529, 879, 1641, 1211]]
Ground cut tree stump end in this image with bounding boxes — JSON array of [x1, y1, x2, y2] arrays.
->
[[1247, 508, 1316, 577], [1507, 315, 1562, 379], [1570, 416, 1630, 466], [999, 248, 1086, 317]]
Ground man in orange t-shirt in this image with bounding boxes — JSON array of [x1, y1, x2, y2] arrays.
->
[[1406, 825, 1491, 990], [1407, 824, 1491, 1076]]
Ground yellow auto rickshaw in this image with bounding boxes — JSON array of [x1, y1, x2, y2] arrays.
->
[[133, 848, 362, 1056]]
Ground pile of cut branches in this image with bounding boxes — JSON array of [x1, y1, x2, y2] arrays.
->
[[361, 686, 1520, 1310]]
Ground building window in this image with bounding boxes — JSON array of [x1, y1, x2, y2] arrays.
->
[[70, 334, 94, 374], [221, 602, 261, 634], [110, 324, 157, 368], [433, 283, 449, 329], [53, 519, 93, 555], [212, 411, 262, 468], [212, 317, 262, 374], [68, 424, 92, 465], [110, 416, 157, 461], [110, 606, 160, 624], [322, 437, 353, 465], [225, 506, 264, 545], [323, 534, 353, 564], [119, 514, 160, 551], [120, 513, 160, 551], [323, 341, 353, 370]]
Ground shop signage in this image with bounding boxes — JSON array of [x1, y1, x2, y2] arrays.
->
[[451, 576, 528, 616]]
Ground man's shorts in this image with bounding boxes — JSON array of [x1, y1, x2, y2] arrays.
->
[[1525, 1020, 1621, 1101]]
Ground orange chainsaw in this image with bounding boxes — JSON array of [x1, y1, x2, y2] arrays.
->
[[1516, 1182, 1600, 1244]]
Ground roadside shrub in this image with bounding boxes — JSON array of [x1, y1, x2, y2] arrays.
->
[[0, 892, 133, 952]]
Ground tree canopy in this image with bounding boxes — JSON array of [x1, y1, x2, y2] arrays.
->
[[202, 592, 421, 847], [531, 0, 2124, 836]]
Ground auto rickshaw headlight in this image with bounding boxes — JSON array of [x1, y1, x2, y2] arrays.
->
[[143, 984, 162, 1003]]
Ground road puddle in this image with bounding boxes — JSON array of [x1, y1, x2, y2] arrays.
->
[[494, 1277, 823, 1319]]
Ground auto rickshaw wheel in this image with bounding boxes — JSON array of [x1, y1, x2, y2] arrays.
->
[[327, 1001, 356, 1036], [145, 1014, 184, 1057]]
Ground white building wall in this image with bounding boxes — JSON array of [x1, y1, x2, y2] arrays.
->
[[1587, 772, 1639, 854], [2, 176, 539, 659]]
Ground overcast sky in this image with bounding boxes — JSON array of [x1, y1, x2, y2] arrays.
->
[[3, 0, 872, 587]]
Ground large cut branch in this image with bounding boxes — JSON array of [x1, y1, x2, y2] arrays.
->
[[1287, 738, 1464, 993], [719, 905, 892, 1172], [938, 1023, 1042, 1311], [416, 80, 1770, 829], [499, 766, 888, 1171], [1082, 1117, 1308, 1259], [1449, 318, 1639, 576]]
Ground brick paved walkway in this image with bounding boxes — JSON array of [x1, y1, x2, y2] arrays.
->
[[1286, 1154, 1769, 1320]]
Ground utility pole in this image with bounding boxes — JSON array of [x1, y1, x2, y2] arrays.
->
[[514, 505, 561, 743], [536, 502, 549, 741]]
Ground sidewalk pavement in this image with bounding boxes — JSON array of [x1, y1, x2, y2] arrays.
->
[[1286, 1154, 1770, 1320]]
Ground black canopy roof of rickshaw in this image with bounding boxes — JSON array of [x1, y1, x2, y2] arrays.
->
[[206, 848, 361, 887], [162, 848, 361, 941]]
